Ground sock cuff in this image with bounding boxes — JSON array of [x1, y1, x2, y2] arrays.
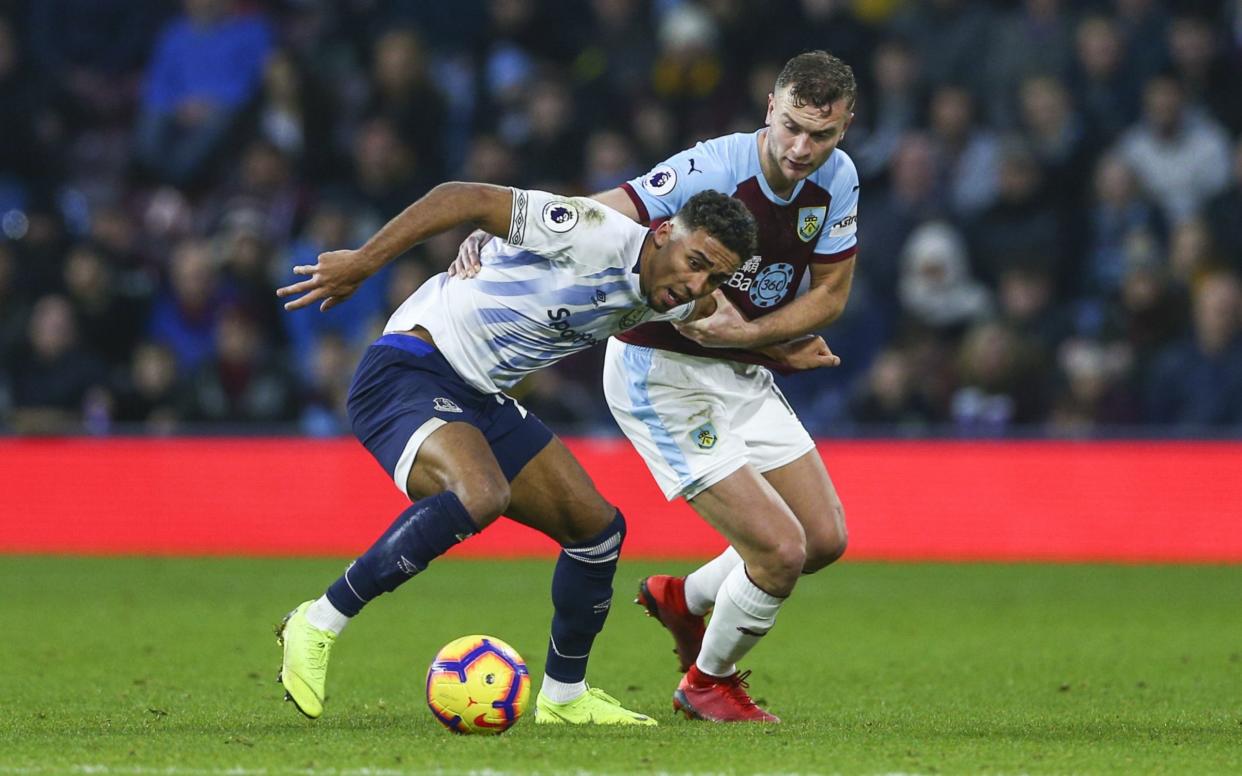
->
[[725, 564, 784, 619], [561, 509, 625, 563], [432, 490, 478, 537]]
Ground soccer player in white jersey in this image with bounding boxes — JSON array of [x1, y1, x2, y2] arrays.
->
[[272, 180, 769, 725], [452, 50, 859, 722]]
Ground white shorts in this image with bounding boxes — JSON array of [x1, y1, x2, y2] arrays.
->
[[602, 338, 816, 501]]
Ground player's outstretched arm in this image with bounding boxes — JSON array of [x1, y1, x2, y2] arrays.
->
[[279, 183, 514, 311]]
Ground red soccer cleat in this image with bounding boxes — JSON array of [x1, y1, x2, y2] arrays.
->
[[673, 666, 780, 723], [635, 575, 705, 673]]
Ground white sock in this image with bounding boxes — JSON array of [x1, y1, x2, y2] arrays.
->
[[539, 675, 587, 704], [695, 564, 784, 677], [306, 595, 350, 635], [683, 546, 743, 616]]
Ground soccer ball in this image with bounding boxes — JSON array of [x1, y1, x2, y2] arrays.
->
[[425, 635, 531, 734]]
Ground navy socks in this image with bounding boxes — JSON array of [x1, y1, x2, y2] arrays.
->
[[544, 510, 627, 683], [325, 491, 477, 617]]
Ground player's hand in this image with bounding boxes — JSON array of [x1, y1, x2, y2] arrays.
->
[[448, 229, 489, 278], [768, 335, 840, 370], [674, 291, 758, 347], [276, 249, 373, 312]]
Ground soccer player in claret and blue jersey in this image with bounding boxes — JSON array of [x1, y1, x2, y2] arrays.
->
[[273, 181, 763, 725], [608, 51, 859, 724], [455, 50, 859, 722]]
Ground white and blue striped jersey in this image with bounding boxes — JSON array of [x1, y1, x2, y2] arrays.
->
[[384, 188, 694, 395]]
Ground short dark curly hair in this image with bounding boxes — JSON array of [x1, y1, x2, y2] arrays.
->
[[674, 190, 757, 263], [776, 50, 857, 111]]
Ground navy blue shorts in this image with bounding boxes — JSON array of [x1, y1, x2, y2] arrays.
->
[[347, 333, 554, 496]]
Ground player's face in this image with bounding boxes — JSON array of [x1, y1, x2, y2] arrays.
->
[[645, 224, 741, 312], [764, 86, 853, 185]]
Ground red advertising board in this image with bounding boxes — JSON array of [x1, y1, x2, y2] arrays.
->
[[1, 438, 1239, 561]]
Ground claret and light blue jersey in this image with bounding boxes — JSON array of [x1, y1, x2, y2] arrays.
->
[[384, 188, 693, 395], [618, 129, 859, 369]]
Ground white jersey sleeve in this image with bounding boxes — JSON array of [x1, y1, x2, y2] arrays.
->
[[505, 188, 630, 270], [813, 151, 859, 260]]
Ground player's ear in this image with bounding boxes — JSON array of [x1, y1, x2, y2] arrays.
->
[[652, 219, 675, 248], [765, 93, 775, 126]]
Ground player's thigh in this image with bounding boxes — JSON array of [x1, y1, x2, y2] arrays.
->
[[688, 464, 805, 562], [760, 450, 847, 567], [404, 421, 510, 527], [504, 435, 616, 545], [602, 339, 747, 501]]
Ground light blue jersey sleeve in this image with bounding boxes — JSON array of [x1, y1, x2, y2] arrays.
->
[[623, 136, 740, 223], [812, 152, 860, 261]]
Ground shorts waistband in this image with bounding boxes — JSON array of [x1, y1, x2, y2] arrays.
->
[[374, 332, 437, 357]]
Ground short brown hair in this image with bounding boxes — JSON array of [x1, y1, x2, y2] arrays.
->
[[776, 50, 857, 111]]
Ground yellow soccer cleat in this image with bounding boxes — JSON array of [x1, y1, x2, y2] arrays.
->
[[275, 600, 336, 719], [534, 686, 658, 726]]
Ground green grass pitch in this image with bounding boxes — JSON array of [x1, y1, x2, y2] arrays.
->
[[1, 557, 1239, 775]]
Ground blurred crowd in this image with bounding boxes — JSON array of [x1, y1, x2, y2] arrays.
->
[[1, 0, 1241, 437]]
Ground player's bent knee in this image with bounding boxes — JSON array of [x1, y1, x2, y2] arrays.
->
[[453, 477, 511, 526], [803, 504, 848, 574], [561, 501, 625, 543]]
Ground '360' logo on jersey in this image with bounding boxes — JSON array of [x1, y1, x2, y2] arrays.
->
[[749, 263, 794, 308]]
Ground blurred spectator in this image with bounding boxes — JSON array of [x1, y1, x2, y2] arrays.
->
[[996, 258, 1075, 354], [299, 332, 354, 437], [148, 238, 232, 373], [342, 116, 428, 220], [1166, 13, 1240, 132], [8, 294, 108, 434], [28, 0, 167, 128], [927, 84, 1001, 217], [651, 2, 724, 119], [849, 37, 922, 181], [365, 28, 448, 182], [62, 242, 149, 368], [985, 0, 1077, 126], [950, 320, 1049, 431], [111, 341, 183, 433], [0, 15, 57, 196], [848, 346, 937, 428], [1113, 0, 1171, 85], [1049, 337, 1139, 432], [1203, 137, 1242, 269], [1082, 153, 1166, 298], [1114, 250, 1189, 370], [574, 0, 658, 112], [1117, 73, 1232, 224], [133, 0, 273, 188], [858, 133, 945, 313], [583, 130, 640, 195], [518, 77, 585, 189], [1070, 14, 1143, 143], [281, 201, 390, 368], [967, 142, 1064, 289], [251, 48, 338, 184], [890, 0, 995, 99], [1168, 217, 1227, 286], [0, 241, 27, 363], [183, 306, 299, 425], [897, 221, 993, 337], [1018, 75, 1096, 209], [1145, 271, 1242, 425]]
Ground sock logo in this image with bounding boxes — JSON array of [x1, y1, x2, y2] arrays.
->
[[593, 597, 612, 614], [736, 626, 770, 637], [397, 555, 421, 576], [433, 397, 463, 413]]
